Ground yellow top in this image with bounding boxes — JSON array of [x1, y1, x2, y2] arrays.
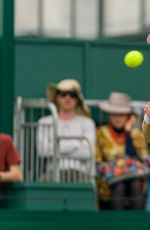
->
[[96, 125, 149, 201], [96, 125, 149, 163]]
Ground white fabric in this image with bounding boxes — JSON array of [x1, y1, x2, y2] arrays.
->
[[36, 115, 96, 173], [144, 114, 150, 125]]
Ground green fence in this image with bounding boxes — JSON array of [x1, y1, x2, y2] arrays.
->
[[15, 37, 150, 101], [0, 182, 96, 211], [0, 211, 150, 230]]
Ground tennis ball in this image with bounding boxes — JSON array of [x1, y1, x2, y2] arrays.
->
[[124, 50, 144, 68]]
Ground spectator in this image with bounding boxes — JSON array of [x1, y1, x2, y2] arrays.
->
[[37, 79, 96, 181], [142, 101, 150, 142], [0, 134, 21, 182], [96, 92, 149, 210], [0, 134, 21, 208]]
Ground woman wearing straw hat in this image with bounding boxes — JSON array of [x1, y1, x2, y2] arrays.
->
[[96, 92, 149, 210], [36, 79, 96, 181]]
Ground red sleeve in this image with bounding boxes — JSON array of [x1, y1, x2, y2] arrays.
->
[[5, 135, 21, 167]]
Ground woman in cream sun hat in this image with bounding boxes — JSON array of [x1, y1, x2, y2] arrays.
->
[[37, 78, 96, 181], [96, 92, 149, 210]]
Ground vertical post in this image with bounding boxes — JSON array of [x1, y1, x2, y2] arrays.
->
[[139, 0, 145, 32], [0, 0, 14, 134], [98, 0, 104, 38], [0, 0, 2, 36], [70, 0, 76, 38], [82, 43, 90, 97], [38, 0, 43, 36]]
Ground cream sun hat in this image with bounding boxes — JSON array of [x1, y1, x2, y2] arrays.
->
[[99, 92, 133, 114], [47, 79, 91, 117]]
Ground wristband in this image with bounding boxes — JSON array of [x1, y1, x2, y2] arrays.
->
[[144, 114, 150, 124]]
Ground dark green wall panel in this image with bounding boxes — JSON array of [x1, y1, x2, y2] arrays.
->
[[15, 41, 84, 98], [15, 38, 150, 101], [2, 183, 96, 211], [0, 211, 150, 230], [88, 44, 150, 100]]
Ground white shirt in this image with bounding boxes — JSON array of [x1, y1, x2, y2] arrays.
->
[[36, 115, 96, 173]]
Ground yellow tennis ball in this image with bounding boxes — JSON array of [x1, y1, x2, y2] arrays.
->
[[124, 50, 144, 68]]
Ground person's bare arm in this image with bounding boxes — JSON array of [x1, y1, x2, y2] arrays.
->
[[142, 121, 150, 143], [0, 165, 22, 182], [125, 114, 137, 131], [142, 102, 150, 143]]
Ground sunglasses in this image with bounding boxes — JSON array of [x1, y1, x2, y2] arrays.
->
[[57, 90, 78, 98]]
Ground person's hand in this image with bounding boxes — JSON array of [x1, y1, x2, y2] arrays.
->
[[144, 102, 150, 117], [125, 114, 137, 131]]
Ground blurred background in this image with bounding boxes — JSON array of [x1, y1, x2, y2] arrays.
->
[[15, 0, 150, 39], [13, 0, 150, 102], [0, 0, 150, 132], [0, 0, 150, 219]]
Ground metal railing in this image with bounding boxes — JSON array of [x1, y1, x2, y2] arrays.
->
[[14, 97, 147, 184], [14, 97, 95, 184]]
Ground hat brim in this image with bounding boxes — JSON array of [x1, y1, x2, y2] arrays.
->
[[99, 102, 132, 114], [47, 84, 58, 102]]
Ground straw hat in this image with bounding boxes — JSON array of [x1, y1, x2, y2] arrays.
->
[[99, 92, 133, 114], [47, 79, 90, 117]]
